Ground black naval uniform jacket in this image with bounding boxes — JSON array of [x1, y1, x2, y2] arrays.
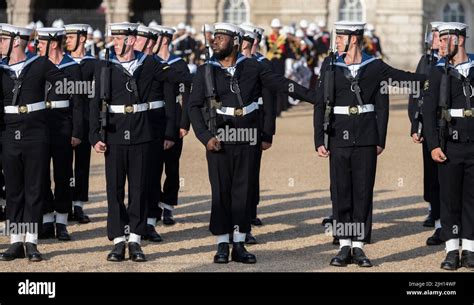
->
[[167, 54, 191, 132], [424, 55, 474, 152], [189, 53, 316, 147], [254, 52, 277, 144], [0, 54, 68, 144], [90, 51, 184, 146], [314, 52, 425, 150], [148, 54, 191, 141], [74, 53, 99, 123], [407, 51, 440, 136], [47, 54, 84, 140]]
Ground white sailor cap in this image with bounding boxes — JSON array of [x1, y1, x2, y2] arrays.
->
[[334, 21, 366, 35], [36, 27, 66, 40], [137, 24, 159, 39], [438, 22, 468, 37], [240, 27, 258, 42], [109, 22, 139, 36], [213, 23, 244, 37], [64, 24, 90, 35], [0, 24, 33, 39], [150, 25, 176, 38], [177, 22, 186, 30], [240, 23, 264, 40], [430, 22, 443, 32]]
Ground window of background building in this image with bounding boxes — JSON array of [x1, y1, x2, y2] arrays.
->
[[223, 0, 249, 24], [339, 0, 363, 21], [443, 2, 465, 23]]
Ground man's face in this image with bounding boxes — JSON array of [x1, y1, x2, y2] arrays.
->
[[439, 34, 461, 56], [0, 35, 9, 56], [272, 27, 280, 35], [212, 33, 234, 59], [432, 31, 440, 51], [65, 34, 85, 52], [336, 34, 349, 53], [134, 36, 148, 51], [113, 35, 136, 54], [242, 40, 252, 51], [37, 39, 53, 56]]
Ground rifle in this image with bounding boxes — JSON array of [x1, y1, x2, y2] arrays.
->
[[202, 25, 221, 136], [413, 25, 432, 139], [99, 48, 112, 143], [322, 30, 336, 149], [438, 47, 452, 151]]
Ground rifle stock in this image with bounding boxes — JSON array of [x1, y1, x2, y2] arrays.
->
[[202, 25, 220, 136], [323, 31, 336, 149], [438, 62, 451, 151], [99, 48, 111, 143]]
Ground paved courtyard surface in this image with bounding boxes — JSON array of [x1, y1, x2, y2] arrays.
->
[[0, 97, 462, 272]]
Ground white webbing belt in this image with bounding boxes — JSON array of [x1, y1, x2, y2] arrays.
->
[[333, 104, 375, 115], [46, 100, 70, 109], [449, 108, 474, 118], [216, 102, 259, 117], [4, 101, 46, 114]]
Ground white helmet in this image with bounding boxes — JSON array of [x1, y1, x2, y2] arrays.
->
[[271, 18, 282, 28], [93, 29, 102, 39], [148, 20, 158, 28], [300, 19, 308, 29], [26, 22, 36, 29], [52, 18, 64, 28], [295, 29, 305, 38], [283, 26, 295, 36]]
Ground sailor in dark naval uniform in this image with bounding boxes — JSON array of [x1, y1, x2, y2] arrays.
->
[[153, 25, 192, 227], [90, 22, 183, 262], [36, 27, 84, 241], [423, 22, 474, 270], [239, 23, 276, 244], [65, 23, 99, 224], [189, 23, 317, 264], [315, 21, 425, 268], [408, 21, 444, 245], [0, 24, 68, 261]]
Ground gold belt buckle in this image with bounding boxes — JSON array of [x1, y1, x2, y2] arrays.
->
[[125, 105, 134, 114], [464, 109, 473, 117], [234, 108, 244, 117], [349, 106, 359, 115], [19, 105, 28, 114], [45, 101, 52, 109]]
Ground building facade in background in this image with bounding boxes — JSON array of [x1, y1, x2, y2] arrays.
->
[[2, 0, 474, 69]]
